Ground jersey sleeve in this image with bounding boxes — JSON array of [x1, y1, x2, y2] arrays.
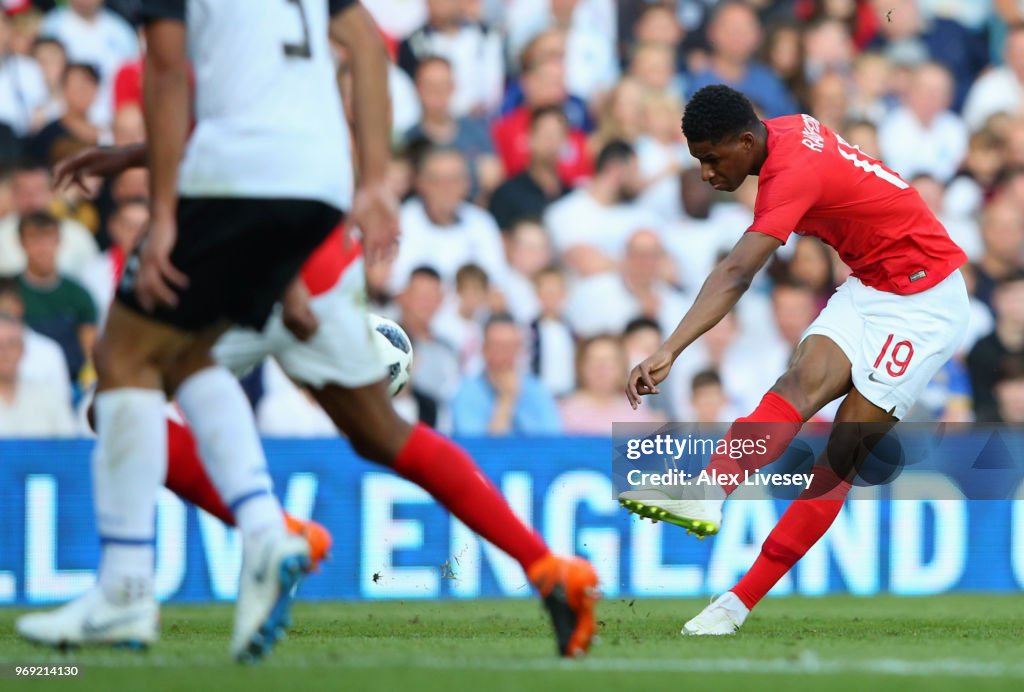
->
[[137, 0, 185, 23], [747, 159, 824, 243], [329, 0, 357, 15]]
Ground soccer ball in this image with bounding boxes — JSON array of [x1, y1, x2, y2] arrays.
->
[[369, 314, 414, 397]]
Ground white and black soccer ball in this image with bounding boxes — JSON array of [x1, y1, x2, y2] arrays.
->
[[369, 314, 414, 397]]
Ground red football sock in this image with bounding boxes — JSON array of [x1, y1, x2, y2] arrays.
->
[[731, 467, 851, 609], [165, 417, 235, 526], [393, 423, 549, 572], [705, 392, 804, 495]]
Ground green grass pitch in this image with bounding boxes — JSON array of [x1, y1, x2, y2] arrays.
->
[[2, 595, 1023, 691]]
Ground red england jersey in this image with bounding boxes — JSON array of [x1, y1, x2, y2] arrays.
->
[[749, 115, 967, 295]]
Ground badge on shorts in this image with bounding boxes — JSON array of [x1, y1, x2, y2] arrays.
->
[[909, 270, 927, 282]]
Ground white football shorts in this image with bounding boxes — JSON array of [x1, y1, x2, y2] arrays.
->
[[213, 257, 387, 389], [802, 269, 970, 420]]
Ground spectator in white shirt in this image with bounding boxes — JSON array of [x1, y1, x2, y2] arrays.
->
[[28, 36, 66, 132], [432, 263, 490, 375], [0, 313, 77, 437], [40, 0, 138, 128], [397, 0, 504, 117], [503, 218, 552, 325], [662, 175, 756, 295], [391, 146, 508, 292], [543, 139, 660, 276], [0, 10, 48, 136], [879, 61, 968, 183], [910, 173, 982, 261], [566, 228, 690, 338], [635, 89, 693, 223], [528, 265, 575, 396], [963, 25, 1024, 132], [397, 265, 461, 405], [75, 197, 146, 325], [0, 161, 98, 275], [0, 276, 70, 405]]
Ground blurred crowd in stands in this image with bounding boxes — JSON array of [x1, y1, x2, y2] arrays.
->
[[2, 0, 1024, 438]]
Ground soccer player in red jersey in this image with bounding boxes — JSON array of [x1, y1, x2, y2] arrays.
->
[[621, 85, 970, 634]]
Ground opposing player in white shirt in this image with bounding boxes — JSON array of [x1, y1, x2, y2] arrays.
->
[[15, 0, 398, 663]]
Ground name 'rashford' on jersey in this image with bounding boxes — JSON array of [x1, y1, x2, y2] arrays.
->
[[139, 0, 355, 211], [748, 114, 967, 295]]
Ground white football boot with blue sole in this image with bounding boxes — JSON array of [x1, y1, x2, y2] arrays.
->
[[231, 532, 311, 663], [16, 586, 158, 650]]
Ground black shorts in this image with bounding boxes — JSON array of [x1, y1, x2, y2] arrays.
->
[[116, 197, 341, 331]]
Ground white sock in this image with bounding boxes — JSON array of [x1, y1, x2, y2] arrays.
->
[[93, 388, 166, 604], [176, 366, 283, 539]]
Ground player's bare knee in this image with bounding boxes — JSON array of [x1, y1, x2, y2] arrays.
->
[[773, 355, 842, 417], [93, 333, 153, 387], [770, 370, 819, 419]]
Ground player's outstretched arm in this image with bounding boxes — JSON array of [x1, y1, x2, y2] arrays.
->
[[53, 143, 147, 192], [329, 2, 400, 263], [626, 232, 781, 408]]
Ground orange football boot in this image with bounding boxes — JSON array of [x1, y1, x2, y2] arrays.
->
[[527, 554, 600, 657], [283, 513, 332, 571]]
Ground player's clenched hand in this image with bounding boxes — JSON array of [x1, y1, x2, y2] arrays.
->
[[351, 182, 400, 264], [626, 347, 674, 410], [282, 277, 318, 342], [53, 146, 134, 193], [136, 216, 189, 311]]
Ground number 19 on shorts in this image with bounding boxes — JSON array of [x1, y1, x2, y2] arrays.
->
[[873, 334, 915, 378]]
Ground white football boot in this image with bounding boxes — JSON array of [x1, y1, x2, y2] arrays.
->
[[618, 486, 724, 537], [231, 531, 311, 663], [681, 592, 750, 636], [16, 586, 158, 649]]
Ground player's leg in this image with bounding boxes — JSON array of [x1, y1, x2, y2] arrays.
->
[[164, 412, 234, 525], [275, 262, 597, 657], [683, 271, 970, 634], [15, 303, 196, 649], [81, 390, 330, 566], [313, 382, 551, 571], [162, 322, 278, 529], [150, 201, 334, 661], [620, 334, 853, 534], [164, 410, 332, 566], [310, 381, 598, 657], [682, 387, 896, 635], [162, 331, 317, 661]]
